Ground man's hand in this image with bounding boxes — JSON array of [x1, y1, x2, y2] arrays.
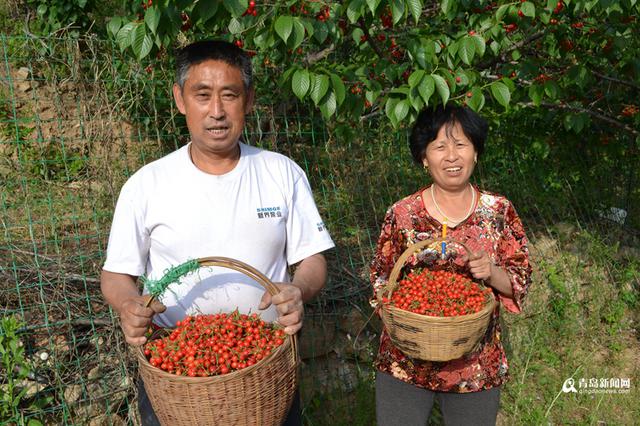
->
[[259, 284, 304, 335], [118, 295, 166, 346]]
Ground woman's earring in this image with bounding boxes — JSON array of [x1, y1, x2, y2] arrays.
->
[[474, 155, 478, 164], [423, 163, 429, 171]]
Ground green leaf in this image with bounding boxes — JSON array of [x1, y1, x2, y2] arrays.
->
[[228, 18, 244, 35], [366, 0, 382, 14], [290, 18, 306, 49], [301, 19, 315, 38], [311, 74, 330, 105], [385, 97, 400, 127], [441, 0, 453, 14], [521, 1, 535, 18], [313, 21, 329, 43], [319, 91, 337, 119], [391, 0, 405, 24], [496, 4, 509, 21], [471, 35, 486, 58], [132, 25, 153, 59], [408, 70, 425, 88], [528, 84, 543, 106], [418, 75, 435, 105], [395, 99, 410, 122], [144, 6, 161, 35], [466, 87, 485, 111], [107, 17, 122, 38], [490, 81, 511, 108], [275, 16, 294, 43], [407, 0, 423, 23], [223, 0, 247, 17], [292, 69, 311, 100], [544, 80, 559, 100], [347, 0, 364, 23], [192, 0, 219, 24], [330, 74, 346, 106], [459, 37, 476, 65], [351, 28, 364, 45], [115, 22, 136, 51], [432, 74, 450, 105]]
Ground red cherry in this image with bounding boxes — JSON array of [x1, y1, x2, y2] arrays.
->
[[455, 76, 461, 83]]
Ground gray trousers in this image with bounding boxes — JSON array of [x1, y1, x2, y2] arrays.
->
[[376, 372, 500, 426]]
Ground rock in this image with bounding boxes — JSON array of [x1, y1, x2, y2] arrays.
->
[[88, 366, 101, 381], [616, 246, 640, 262], [15, 67, 29, 80], [298, 315, 337, 359], [299, 355, 370, 397], [337, 308, 368, 337], [554, 222, 577, 240], [88, 414, 126, 426], [530, 235, 558, 259], [64, 384, 82, 404], [16, 81, 31, 93], [332, 331, 377, 363], [39, 106, 55, 121]]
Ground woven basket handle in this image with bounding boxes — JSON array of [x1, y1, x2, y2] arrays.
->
[[381, 238, 474, 301], [144, 256, 298, 361], [144, 256, 281, 307]]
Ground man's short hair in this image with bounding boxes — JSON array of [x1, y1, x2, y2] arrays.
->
[[175, 40, 253, 91]]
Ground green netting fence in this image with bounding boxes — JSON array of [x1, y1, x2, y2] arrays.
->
[[1, 35, 638, 425]]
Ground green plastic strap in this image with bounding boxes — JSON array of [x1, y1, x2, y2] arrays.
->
[[141, 259, 200, 298]]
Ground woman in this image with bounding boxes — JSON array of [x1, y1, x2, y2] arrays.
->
[[370, 105, 532, 425]]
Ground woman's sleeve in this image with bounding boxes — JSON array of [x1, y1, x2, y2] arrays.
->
[[369, 208, 402, 306], [495, 201, 533, 313]]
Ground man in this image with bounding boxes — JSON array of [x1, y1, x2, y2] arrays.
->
[[100, 40, 334, 425]]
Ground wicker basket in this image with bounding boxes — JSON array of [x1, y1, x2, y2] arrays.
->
[[136, 256, 298, 426], [378, 239, 497, 362]]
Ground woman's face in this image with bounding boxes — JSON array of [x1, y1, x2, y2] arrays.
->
[[422, 121, 477, 191]]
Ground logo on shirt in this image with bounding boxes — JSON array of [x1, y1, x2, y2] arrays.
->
[[257, 206, 282, 219], [317, 222, 326, 232]]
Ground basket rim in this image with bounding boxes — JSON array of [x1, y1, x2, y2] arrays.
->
[[381, 294, 497, 323], [136, 328, 296, 384]]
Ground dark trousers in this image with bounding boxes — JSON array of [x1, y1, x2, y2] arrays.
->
[[375, 372, 501, 426], [137, 379, 301, 426]]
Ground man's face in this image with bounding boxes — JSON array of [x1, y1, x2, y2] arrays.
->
[[173, 59, 254, 158]]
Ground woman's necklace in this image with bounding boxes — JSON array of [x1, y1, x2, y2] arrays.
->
[[430, 183, 476, 227]]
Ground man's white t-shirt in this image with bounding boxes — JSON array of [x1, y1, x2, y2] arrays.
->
[[103, 142, 334, 327]]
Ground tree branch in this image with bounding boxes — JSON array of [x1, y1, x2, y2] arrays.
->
[[357, 19, 386, 60], [592, 70, 640, 91], [303, 44, 336, 66], [520, 101, 639, 136], [478, 30, 546, 70]]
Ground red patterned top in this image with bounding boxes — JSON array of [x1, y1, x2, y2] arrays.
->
[[370, 185, 532, 393]]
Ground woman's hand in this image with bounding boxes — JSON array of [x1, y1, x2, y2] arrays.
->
[[467, 250, 493, 281], [466, 250, 513, 297]]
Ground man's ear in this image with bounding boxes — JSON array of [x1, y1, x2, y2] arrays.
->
[[173, 83, 186, 115], [244, 87, 255, 114]]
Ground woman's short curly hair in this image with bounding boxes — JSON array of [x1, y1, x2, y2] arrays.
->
[[409, 105, 488, 165]]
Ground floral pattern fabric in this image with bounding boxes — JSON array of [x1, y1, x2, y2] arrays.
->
[[370, 185, 532, 393]]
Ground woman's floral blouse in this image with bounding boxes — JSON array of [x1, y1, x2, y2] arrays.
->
[[370, 185, 532, 393]]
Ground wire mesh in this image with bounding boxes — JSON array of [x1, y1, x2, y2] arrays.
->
[[0, 35, 638, 424]]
